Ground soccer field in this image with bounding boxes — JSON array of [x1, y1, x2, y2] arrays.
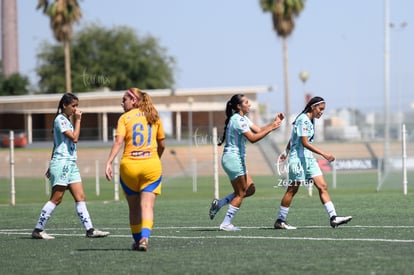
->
[[1, 173, 413, 274]]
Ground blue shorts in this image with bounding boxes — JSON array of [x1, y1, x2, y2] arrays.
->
[[288, 157, 322, 183], [221, 153, 246, 181], [49, 159, 82, 187]]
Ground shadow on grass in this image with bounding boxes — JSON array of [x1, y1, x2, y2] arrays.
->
[[191, 228, 220, 232], [258, 227, 328, 230], [76, 248, 131, 251], [188, 226, 321, 232]]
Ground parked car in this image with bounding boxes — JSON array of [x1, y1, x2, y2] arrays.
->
[[1, 132, 27, 148]]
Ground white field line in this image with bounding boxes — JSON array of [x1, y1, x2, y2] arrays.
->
[[1, 226, 414, 243], [2, 225, 414, 231]]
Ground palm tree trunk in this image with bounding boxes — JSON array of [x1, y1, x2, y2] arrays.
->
[[64, 40, 72, 92], [282, 37, 290, 142], [1, 0, 19, 77]]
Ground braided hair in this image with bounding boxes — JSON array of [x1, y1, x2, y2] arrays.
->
[[218, 94, 245, 146]]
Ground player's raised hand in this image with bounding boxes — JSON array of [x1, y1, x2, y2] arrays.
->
[[74, 109, 82, 121], [272, 113, 285, 130]]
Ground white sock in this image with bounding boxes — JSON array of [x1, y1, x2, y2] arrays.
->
[[76, 201, 93, 230], [221, 204, 239, 225], [35, 201, 56, 230], [277, 206, 289, 221], [324, 201, 337, 218]]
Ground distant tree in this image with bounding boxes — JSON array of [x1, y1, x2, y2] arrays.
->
[[260, 0, 305, 139], [0, 73, 30, 95], [37, 0, 82, 93], [36, 24, 176, 93]]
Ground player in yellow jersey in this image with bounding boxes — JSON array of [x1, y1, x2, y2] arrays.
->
[[105, 88, 165, 252]]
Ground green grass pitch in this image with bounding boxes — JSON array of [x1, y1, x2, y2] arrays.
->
[[1, 172, 413, 274]]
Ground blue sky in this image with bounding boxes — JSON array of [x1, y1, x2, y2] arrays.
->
[[18, 0, 413, 114]]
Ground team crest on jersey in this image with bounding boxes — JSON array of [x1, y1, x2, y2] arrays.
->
[[239, 117, 248, 128], [303, 120, 312, 132], [59, 117, 68, 127]]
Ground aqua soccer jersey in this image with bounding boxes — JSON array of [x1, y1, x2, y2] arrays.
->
[[52, 114, 77, 161], [289, 113, 314, 159], [223, 113, 253, 157]]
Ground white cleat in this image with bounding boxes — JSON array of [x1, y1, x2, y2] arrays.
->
[[86, 228, 110, 238], [274, 219, 297, 230], [219, 223, 241, 232], [32, 229, 55, 240]]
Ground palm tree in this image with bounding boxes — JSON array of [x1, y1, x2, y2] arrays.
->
[[37, 0, 82, 92], [1, 0, 19, 77], [260, 0, 305, 140]]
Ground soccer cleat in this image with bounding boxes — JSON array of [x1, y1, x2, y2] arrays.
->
[[274, 219, 297, 230], [219, 223, 240, 231], [131, 242, 138, 251], [86, 228, 110, 238], [131, 238, 149, 252], [31, 229, 55, 240], [138, 238, 149, 251], [209, 198, 220, 220], [330, 216, 352, 228]]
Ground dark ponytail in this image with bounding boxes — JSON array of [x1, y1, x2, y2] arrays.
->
[[52, 93, 79, 134], [292, 96, 325, 125], [218, 94, 244, 146], [55, 93, 79, 117]]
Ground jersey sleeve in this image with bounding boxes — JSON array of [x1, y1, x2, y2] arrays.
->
[[297, 115, 313, 137], [235, 115, 251, 134], [115, 114, 127, 137], [56, 115, 72, 133], [156, 119, 165, 140]]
